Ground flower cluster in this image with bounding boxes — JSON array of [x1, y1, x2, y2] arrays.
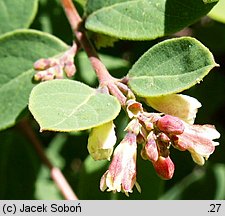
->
[[33, 43, 77, 81], [88, 93, 220, 195]]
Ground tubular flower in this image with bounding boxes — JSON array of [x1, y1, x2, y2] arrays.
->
[[100, 132, 140, 196], [156, 115, 220, 166], [173, 122, 220, 165], [88, 121, 116, 160], [145, 94, 202, 124]]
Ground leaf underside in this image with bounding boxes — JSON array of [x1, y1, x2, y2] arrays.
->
[[29, 79, 121, 132]]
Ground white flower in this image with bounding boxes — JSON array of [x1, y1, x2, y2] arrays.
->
[[88, 121, 116, 160], [145, 94, 202, 124]]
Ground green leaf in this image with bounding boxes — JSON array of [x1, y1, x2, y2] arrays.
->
[[208, 0, 225, 23], [203, 0, 219, 3], [0, 0, 38, 35], [160, 163, 225, 200], [0, 29, 68, 131], [159, 169, 205, 199], [29, 79, 121, 132], [127, 37, 217, 97], [0, 129, 40, 199], [77, 155, 111, 199], [35, 133, 67, 200], [85, 0, 217, 40]]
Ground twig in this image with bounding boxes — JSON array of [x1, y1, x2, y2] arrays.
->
[[18, 119, 78, 200], [60, 0, 127, 106]]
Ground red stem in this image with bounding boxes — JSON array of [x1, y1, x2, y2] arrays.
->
[[61, 0, 126, 106], [18, 119, 78, 200]]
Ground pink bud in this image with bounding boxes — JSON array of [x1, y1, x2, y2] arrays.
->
[[33, 58, 51, 70], [142, 133, 158, 162], [158, 133, 170, 143], [152, 156, 175, 180], [34, 58, 58, 70], [157, 115, 185, 135], [64, 62, 76, 77]]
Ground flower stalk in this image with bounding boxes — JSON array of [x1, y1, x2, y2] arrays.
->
[[59, 0, 220, 196], [60, 0, 127, 106]]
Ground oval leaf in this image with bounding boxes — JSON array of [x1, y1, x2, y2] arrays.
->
[[0, 29, 68, 130], [85, 0, 217, 40], [29, 79, 121, 132], [208, 0, 225, 24], [127, 37, 217, 97], [0, 0, 38, 35]]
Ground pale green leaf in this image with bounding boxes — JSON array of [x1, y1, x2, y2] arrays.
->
[[85, 0, 217, 40], [127, 37, 217, 97], [0, 0, 38, 35], [35, 133, 67, 200], [77, 155, 111, 199], [208, 0, 225, 23], [35, 166, 62, 200], [160, 163, 225, 200], [0, 29, 68, 130], [159, 169, 205, 199], [203, 0, 219, 3], [29, 79, 121, 132], [213, 164, 225, 199]]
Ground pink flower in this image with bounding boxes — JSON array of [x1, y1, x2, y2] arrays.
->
[[173, 122, 220, 165], [152, 156, 175, 180], [100, 132, 140, 196]]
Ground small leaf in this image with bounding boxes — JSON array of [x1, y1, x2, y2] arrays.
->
[[0, 0, 38, 35], [208, 0, 225, 24], [127, 37, 217, 97], [203, 0, 219, 3], [0, 29, 68, 130], [29, 79, 121, 132], [85, 0, 217, 40]]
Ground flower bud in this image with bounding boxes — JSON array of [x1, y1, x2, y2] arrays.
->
[[125, 119, 140, 135], [88, 121, 116, 161], [142, 132, 158, 162], [152, 156, 175, 180], [33, 58, 51, 70], [157, 115, 185, 135], [34, 58, 58, 70], [64, 61, 76, 77]]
